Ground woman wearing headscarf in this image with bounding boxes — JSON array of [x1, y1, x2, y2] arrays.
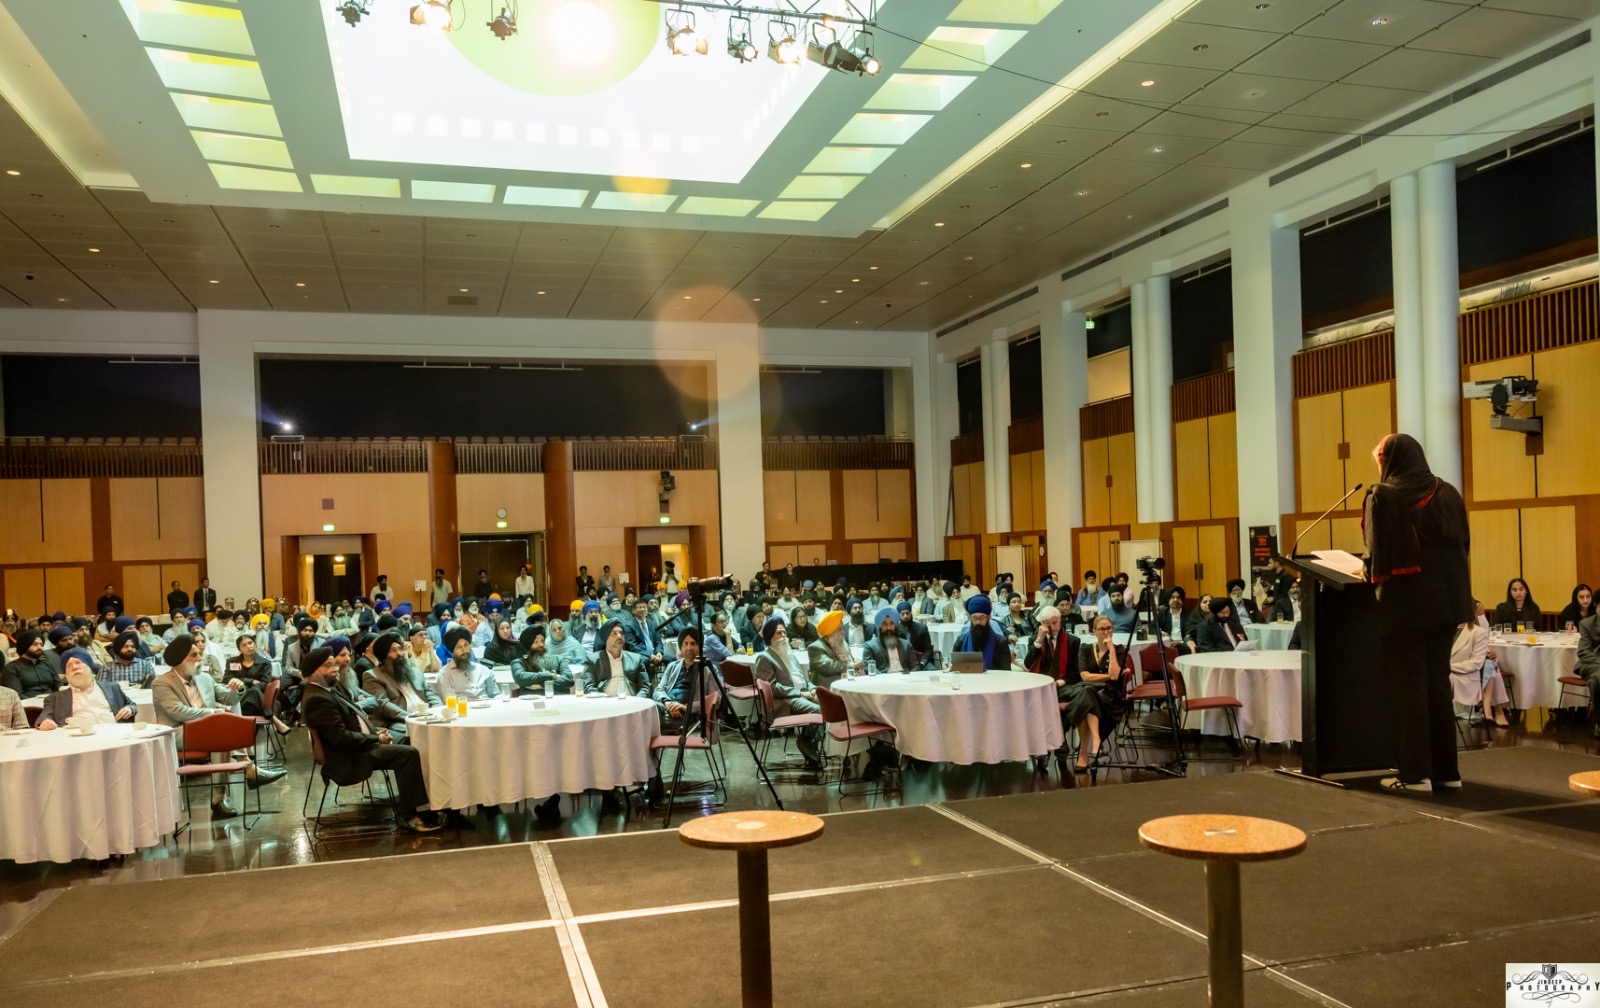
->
[[1363, 433, 1472, 793], [481, 617, 521, 667]]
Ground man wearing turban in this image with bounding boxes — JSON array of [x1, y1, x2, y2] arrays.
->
[[952, 595, 1009, 670]]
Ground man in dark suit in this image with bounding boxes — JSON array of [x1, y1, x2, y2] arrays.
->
[[299, 647, 439, 833], [1225, 578, 1261, 624], [622, 598, 663, 665], [193, 578, 218, 612], [575, 565, 596, 598], [581, 621, 651, 696], [1579, 611, 1600, 738], [895, 600, 933, 658], [166, 580, 190, 612], [862, 607, 929, 674], [2, 629, 63, 699], [35, 648, 137, 728], [1193, 597, 1250, 654]]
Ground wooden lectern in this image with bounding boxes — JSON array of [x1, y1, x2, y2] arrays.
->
[[1279, 554, 1393, 781]]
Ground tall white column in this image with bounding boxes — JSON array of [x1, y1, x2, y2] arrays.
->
[[1040, 278, 1086, 570], [1129, 280, 1154, 523], [1230, 215, 1302, 573], [1389, 171, 1426, 439], [714, 330, 765, 577], [1418, 160, 1462, 487], [196, 310, 265, 596], [1144, 273, 1175, 523], [981, 334, 1012, 533], [884, 368, 912, 438], [911, 341, 943, 561]]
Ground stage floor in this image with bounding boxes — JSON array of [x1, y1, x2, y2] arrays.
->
[[3, 747, 1598, 1007]]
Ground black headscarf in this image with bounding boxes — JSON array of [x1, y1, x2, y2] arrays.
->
[[1365, 433, 1466, 582]]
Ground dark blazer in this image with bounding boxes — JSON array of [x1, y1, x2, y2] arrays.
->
[[861, 633, 928, 674], [1025, 630, 1082, 686], [301, 680, 384, 787], [1492, 601, 1539, 629], [621, 616, 659, 658], [581, 650, 650, 696], [193, 588, 217, 610], [1077, 642, 1129, 690], [38, 680, 136, 724], [902, 618, 932, 657], [1192, 616, 1245, 654], [1154, 609, 1185, 637]]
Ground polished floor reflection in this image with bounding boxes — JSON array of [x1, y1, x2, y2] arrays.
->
[[2, 711, 1592, 936]]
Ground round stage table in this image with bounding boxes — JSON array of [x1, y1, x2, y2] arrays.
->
[[1488, 632, 1578, 709], [832, 670, 1063, 765], [24, 687, 156, 725], [1174, 650, 1303, 744], [0, 723, 181, 863], [407, 695, 658, 810], [1242, 622, 1295, 651]]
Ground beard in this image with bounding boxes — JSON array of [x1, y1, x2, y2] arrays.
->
[[1110, 600, 1126, 612], [769, 638, 792, 662], [968, 623, 991, 647], [849, 611, 863, 624]]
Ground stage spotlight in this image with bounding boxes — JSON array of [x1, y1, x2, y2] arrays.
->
[[852, 30, 882, 75], [409, 0, 452, 30], [726, 14, 756, 62], [809, 32, 881, 75], [333, 0, 372, 26], [664, 7, 707, 56], [768, 22, 802, 65], [486, 5, 516, 39]]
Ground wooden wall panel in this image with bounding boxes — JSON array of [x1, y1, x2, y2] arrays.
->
[[261, 473, 431, 536], [160, 563, 199, 602], [1466, 356, 1535, 502], [1081, 440, 1109, 527], [1030, 452, 1046, 530], [44, 566, 84, 617], [843, 470, 913, 539], [1328, 515, 1365, 556], [851, 542, 881, 564], [1520, 505, 1577, 608], [0, 480, 45, 565], [1468, 508, 1520, 608], [456, 473, 547, 534], [1074, 529, 1121, 583], [768, 545, 800, 568], [1174, 419, 1210, 522], [4, 568, 44, 617], [943, 536, 979, 580], [1009, 453, 1041, 531], [1534, 342, 1600, 498], [109, 477, 206, 562], [951, 462, 985, 536], [1196, 524, 1229, 597], [40, 480, 91, 563], [1170, 525, 1199, 595], [1296, 392, 1344, 513], [121, 563, 162, 617], [1340, 383, 1393, 485], [1107, 432, 1137, 525], [1209, 413, 1239, 518], [796, 544, 828, 565]]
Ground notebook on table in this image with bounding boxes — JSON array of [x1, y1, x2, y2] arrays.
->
[[949, 651, 986, 674]]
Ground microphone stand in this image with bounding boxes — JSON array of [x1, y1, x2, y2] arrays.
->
[[1086, 574, 1185, 781], [1288, 483, 1365, 558], [660, 579, 784, 828]]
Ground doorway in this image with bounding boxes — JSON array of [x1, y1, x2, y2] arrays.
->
[[635, 544, 662, 593], [311, 552, 363, 607], [459, 535, 536, 601]]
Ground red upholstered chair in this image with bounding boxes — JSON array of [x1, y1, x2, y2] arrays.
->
[[717, 656, 761, 734], [815, 685, 896, 796], [650, 690, 725, 813], [753, 677, 824, 770], [176, 712, 260, 828], [1558, 676, 1590, 717], [250, 678, 285, 764], [1175, 669, 1248, 761]]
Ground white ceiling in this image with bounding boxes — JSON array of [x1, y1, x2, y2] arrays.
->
[[0, 0, 1595, 331]]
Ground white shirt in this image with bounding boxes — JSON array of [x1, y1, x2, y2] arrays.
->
[[70, 682, 115, 723], [514, 575, 536, 598]]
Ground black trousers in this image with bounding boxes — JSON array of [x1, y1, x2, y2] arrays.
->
[[1383, 623, 1459, 784], [367, 744, 430, 815]]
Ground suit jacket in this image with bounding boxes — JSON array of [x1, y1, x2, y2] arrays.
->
[[621, 616, 659, 658], [300, 680, 384, 786], [751, 649, 813, 701], [150, 668, 241, 726], [2, 657, 63, 699], [1578, 612, 1600, 676], [1025, 630, 1082, 686], [193, 588, 217, 610], [902, 619, 932, 657], [861, 633, 928, 674], [1192, 616, 1246, 654], [581, 649, 650, 696], [38, 680, 137, 725]]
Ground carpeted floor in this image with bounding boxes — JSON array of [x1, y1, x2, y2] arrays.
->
[[5, 750, 1598, 1007]]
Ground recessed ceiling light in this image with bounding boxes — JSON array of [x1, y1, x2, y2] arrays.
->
[[3, 169, 18, 176], [963, 256, 974, 261], [1076, 190, 1089, 196], [88, 247, 100, 253], [1140, 79, 1156, 87], [869, 266, 878, 270], [851, 278, 860, 282], [56, 297, 68, 302], [918, 281, 930, 286], [834, 289, 842, 293], [1151, 146, 1164, 153], [753, 297, 761, 302], [933, 221, 945, 227], [295, 282, 305, 287], [208, 279, 219, 284], [682, 295, 691, 299], [459, 287, 468, 292], [536, 290, 545, 295], [1370, 16, 1389, 26], [1192, 43, 1209, 52], [820, 299, 829, 304], [1019, 162, 1033, 168]]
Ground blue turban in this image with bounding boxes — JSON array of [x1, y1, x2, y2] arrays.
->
[[802, 580, 814, 588], [59, 646, 97, 673], [325, 635, 351, 657], [965, 595, 992, 616], [581, 600, 602, 617], [431, 603, 449, 622], [485, 598, 504, 614], [182, 606, 198, 617], [896, 600, 912, 615], [1039, 579, 1057, 592], [873, 606, 900, 628], [374, 599, 392, 613], [113, 615, 135, 632], [187, 618, 206, 632], [394, 602, 413, 617], [942, 581, 959, 597]]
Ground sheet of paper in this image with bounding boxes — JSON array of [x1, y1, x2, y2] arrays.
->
[[1309, 549, 1365, 579]]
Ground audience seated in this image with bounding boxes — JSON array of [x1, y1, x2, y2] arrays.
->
[[3, 629, 64, 698], [1193, 597, 1252, 653], [435, 626, 499, 700], [35, 648, 137, 729], [511, 625, 575, 695], [1102, 588, 1139, 636], [1070, 616, 1129, 769], [807, 611, 862, 690], [1493, 578, 1539, 628], [0, 682, 26, 729], [481, 619, 521, 667], [862, 607, 928, 674], [1225, 579, 1260, 624], [582, 621, 650, 696], [226, 634, 290, 735], [1154, 588, 1195, 653], [1451, 602, 1510, 727], [749, 620, 823, 766], [1579, 609, 1600, 738], [953, 595, 1010, 669], [1559, 583, 1594, 632]]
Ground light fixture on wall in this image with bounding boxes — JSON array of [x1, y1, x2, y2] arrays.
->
[[333, 555, 345, 562], [322, 523, 336, 532], [659, 515, 672, 525]]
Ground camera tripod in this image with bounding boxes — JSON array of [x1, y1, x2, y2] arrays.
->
[[1084, 569, 1186, 780], [659, 576, 784, 828]]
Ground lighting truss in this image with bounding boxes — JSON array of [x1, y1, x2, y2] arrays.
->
[[639, 1, 878, 30]]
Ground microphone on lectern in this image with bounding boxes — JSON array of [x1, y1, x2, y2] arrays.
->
[[1287, 483, 1365, 560]]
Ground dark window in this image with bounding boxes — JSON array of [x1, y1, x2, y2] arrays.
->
[[1458, 129, 1597, 286], [956, 358, 983, 437], [1088, 302, 1132, 357], [759, 368, 886, 436], [2, 356, 201, 438], [1008, 336, 1042, 421], [1171, 265, 1234, 381], [1300, 205, 1393, 332]]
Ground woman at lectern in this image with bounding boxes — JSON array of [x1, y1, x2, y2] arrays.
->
[[1363, 433, 1473, 794]]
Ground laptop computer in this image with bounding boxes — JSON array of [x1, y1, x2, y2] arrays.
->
[[949, 651, 986, 674]]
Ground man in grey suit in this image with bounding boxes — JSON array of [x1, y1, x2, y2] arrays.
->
[[151, 634, 284, 818], [861, 607, 929, 675], [34, 648, 137, 728], [750, 619, 823, 767], [581, 621, 651, 696]]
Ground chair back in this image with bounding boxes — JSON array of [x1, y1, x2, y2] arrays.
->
[[308, 726, 327, 766], [1133, 643, 1180, 682], [262, 677, 280, 711], [180, 711, 255, 753], [815, 684, 847, 724], [753, 678, 775, 722], [720, 657, 755, 688]]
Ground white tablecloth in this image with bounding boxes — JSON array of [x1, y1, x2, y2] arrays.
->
[[1243, 622, 1296, 651], [0, 724, 180, 863], [925, 622, 963, 659], [1174, 650, 1303, 744], [407, 696, 658, 810], [1490, 633, 1579, 709], [24, 687, 156, 724], [832, 670, 1063, 764]]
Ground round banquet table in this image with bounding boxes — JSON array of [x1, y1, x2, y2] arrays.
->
[[924, 622, 963, 660], [24, 687, 156, 724], [831, 670, 1063, 765], [1489, 632, 1579, 709], [0, 723, 181, 863], [1174, 650, 1303, 744], [1243, 622, 1295, 651], [424, 664, 515, 695], [407, 695, 658, 810]]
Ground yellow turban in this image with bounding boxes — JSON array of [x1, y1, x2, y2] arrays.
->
[[817, 610, 844, 638], [250, 614, 269, 630], [527, 603, 544, 615], [260, 597, 276, 611]]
